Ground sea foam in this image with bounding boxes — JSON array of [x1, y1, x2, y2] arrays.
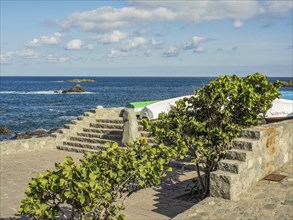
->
[[0, 91, 95, 94]]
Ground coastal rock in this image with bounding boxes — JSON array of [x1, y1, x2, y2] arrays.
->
[[11, 128, 59, 140], [0, 126, 10, 134], [62, 84, 85, 93], [280, 80, 293, 87], [66, 79, 95, 83]]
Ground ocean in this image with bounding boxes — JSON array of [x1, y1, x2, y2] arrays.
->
[[0, 76, 292, 140]]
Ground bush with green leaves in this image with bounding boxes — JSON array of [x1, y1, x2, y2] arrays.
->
[[143, 73, 281, 199], [19, 139, 175, 219]]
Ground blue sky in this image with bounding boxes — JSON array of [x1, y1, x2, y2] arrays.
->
[[1, 0, 292, 76]]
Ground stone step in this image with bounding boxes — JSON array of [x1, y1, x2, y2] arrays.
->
[[77, 116, 84, 121], [226, 149, 252, 162], [64, 124, 76, 129], [169, 160, 196, 170], [69, 136, 117, 145], [90, 108, 96, 113], [90, 108, 124, 116], [232, 138, 258, 151], [218, 159, 245, 174], [210, 170, 238, 200], [57, 145, 98, 154], [63, 141, 108, 151], [240, 128, 264, 140], [83, 112, 94, 117], [50, 133, 57, 138], [83, 127, 123, 135], [70, 120, 79, 125], [96, 118, 123, 124], [77, 132, 122, 141], [90, 123, 123, 130]]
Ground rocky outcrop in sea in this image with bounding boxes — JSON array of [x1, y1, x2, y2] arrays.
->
[[280, 80, 293, 87], [62, 84, 86, 93]]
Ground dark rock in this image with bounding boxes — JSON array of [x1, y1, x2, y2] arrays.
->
[[280, 80, 293, 87], [12, 129, 50, 140], [62, 84, 85, 93], [0, 126, 10, 134], [66, 79, 95, 83]]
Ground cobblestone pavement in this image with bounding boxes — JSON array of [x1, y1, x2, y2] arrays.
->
[[1, 149, 292, 220], [174, 160, 293, 220], [0, 149, 196, 219]]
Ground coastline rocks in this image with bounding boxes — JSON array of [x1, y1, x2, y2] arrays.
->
[[0, 126, 10, 134], [66, 79, 95, 83], [11, 128, 59, 140], [62, 84, 85, 93], [280, 80, 293, 87]]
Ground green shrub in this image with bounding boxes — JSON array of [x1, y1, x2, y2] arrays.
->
[[19, 139, 175, 219], [143, 73, 281, 199]]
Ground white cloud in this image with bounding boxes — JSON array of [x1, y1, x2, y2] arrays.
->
[[234, 19, 244, 28], [87, 44, 95, 50], [0, 54, 12, 64], [162, 46, 179, 57], [144, 49, 152, 56], [184, 36, 210, 50], [44, 54, 71, 63], [265, 1, 293, 15], [1, 49, 71, 64], [27, 32, 63, 47], [194, 47, 206, 53], [65, 39, 83, 50], [62, 6, 175, 31], [61, 1, 284, 32], [104, 37, 163, 58], [15, 49, 40, 59], [93, 30, 128, 44], [107, 49, 128, 58], [150, 37, 163, 48], [120, 37, 147, 51]]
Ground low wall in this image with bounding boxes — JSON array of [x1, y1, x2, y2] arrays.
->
[[210, 119, 293, 200], [0, 137, 57, 156]]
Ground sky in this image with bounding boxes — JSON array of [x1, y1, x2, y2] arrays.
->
[[0, 0, 292, 77]]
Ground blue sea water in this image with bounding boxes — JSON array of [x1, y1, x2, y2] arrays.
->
[[0, 76, 292, 140]]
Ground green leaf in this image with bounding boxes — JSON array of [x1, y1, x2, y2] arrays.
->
[[89, 172, 97, 180], [118, 170, 125, 177], [80, 196, 85, 204]]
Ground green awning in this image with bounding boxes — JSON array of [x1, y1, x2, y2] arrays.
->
[[125, 100, 160, 115]]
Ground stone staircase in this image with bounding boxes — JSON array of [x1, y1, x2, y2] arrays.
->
[[53, 107, 149, 153], [210, 128, 262, 200], [53, 107, 123, 153]]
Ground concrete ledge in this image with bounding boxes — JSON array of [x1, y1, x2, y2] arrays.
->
[[0, 137, 57, 155]]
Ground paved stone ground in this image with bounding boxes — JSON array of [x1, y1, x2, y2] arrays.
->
[[1, 149, 292, 220], [174, 160, 293, 220], [0, 149, 196, 219]]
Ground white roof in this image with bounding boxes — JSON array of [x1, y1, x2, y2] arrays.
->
[[140, 96, 293, 120], [139, 95, 192, 119], [265, 98, 293, 119]]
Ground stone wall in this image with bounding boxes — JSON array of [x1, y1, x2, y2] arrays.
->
[[210, 119, 293, 200], [0, 137, 57, 155]]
